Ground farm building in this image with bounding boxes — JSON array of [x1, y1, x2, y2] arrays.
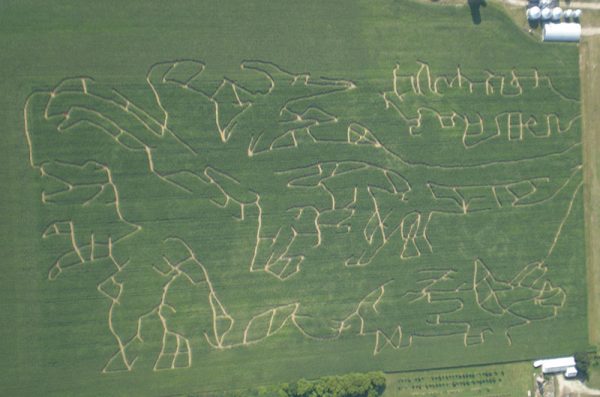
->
[[533, 356, 578, 378], [543, 23, 581, 42]]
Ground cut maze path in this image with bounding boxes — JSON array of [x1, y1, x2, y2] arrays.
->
[[22, 59, 586, 378]]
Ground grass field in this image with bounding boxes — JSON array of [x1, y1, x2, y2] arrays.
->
[[589, 367, 600, 389], [383, 362, 534, 397], [581, 35, 600, 349], [0, 1, 590, 396]]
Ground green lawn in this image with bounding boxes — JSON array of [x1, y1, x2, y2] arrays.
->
[[0, 1, 589, 396], [589, 366, 600, 389]]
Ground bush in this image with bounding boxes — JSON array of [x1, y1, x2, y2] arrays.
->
[[219, 372, 386, 397], [575, 352, 591, 380], [283, 372, 386, 397]]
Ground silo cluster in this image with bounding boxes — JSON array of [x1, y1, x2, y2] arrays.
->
[[526, 0, 581, 23]]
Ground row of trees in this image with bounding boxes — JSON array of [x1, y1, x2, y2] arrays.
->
[[218, 372, 386, 397]]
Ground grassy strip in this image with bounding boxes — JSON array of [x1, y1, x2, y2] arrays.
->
[[580, 35, 600, 348]]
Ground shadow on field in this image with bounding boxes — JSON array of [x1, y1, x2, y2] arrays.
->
[[468, 0, 487, 25]]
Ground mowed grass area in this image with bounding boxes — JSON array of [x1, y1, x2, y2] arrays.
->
[[0, 1, 589, 397], [589, 366, 600, 389], [383, 362, 534, 397], [581, 35, 600, 349]]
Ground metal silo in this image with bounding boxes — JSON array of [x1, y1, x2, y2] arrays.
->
[[551, 7, 563, 21], [564, 9, 573, 20], [541, 7, 552, 20], [527, 6, 542, 20]]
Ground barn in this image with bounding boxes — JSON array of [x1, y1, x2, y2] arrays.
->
[[542, 23, 581, 42], [533, 356, 578, 378]]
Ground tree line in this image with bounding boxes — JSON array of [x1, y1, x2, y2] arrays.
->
[[207, 372, 386, 397]]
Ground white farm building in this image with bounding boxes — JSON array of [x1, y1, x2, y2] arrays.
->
[[542, 23, 581, 42], [533, 356, 578, 378]]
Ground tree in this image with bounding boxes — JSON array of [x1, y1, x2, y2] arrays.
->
[[575, 352, 591, 380]]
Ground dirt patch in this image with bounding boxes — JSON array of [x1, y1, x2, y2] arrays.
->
[[583, 27, 600, 35], [556, 375, 600, 397]]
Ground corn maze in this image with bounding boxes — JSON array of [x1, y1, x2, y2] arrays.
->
[[24, 59, 583, 374]]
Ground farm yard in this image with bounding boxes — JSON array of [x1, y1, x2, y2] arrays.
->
[[0, 1, 592, 396]]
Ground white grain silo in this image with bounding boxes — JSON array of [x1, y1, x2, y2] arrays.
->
[[551, 7, 563, 21], [564, 9, 573, 20], [543, 23, 581, 42], [540, 0, 551, 8], [573, 9, 582, 19], [541, 7, 552, 20], [527, 6, 542, 20]]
